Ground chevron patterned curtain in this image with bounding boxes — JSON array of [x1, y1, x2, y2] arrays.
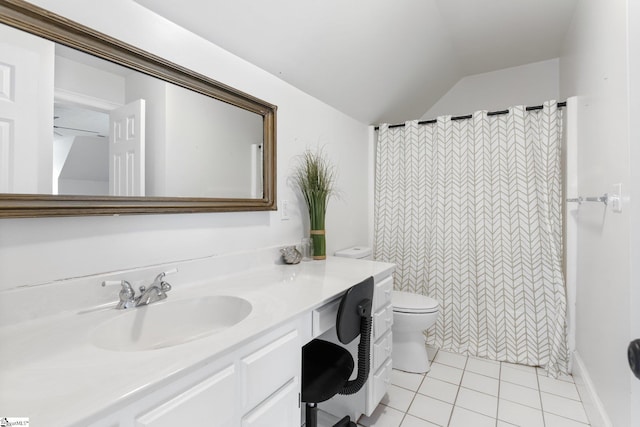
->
[[374, 101, 568, 375]]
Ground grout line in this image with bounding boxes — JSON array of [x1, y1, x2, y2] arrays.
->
[[403, 392, 418, 426], [536, 366, 547, 427], [496, 361, 502, 424], [391, 354, 435, 427], [384, 354, 589, 427], [445, 354, 469, 427], [500, 376, 543, 391], [538, 389, 582, 402], [542, 411, 591, 426], [397, 371, 429, 427], [395, 404, 409, 424]]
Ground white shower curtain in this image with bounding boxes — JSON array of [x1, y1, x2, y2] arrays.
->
[[374, 101, 568, 375]]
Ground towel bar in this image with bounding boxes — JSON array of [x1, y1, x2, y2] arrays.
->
[[566, 194, 608, 205]]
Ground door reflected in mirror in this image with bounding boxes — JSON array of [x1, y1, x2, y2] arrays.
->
[[2, 24, 265, 199]]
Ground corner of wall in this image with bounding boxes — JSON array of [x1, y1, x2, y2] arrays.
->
[[572, 351, 613, 427], [420, 58, 562, 120], [367, 126, 376, 249]]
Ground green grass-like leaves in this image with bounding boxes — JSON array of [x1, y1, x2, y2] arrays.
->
[[293, 148, 336, 230]]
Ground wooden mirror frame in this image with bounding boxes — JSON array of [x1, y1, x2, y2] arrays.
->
[[0, 0, 277, 217]]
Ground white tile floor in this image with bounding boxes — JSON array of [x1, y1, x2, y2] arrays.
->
[[356, 348, 589, 427]]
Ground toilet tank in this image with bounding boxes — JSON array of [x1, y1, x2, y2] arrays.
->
[[334, 246, 373, 260]]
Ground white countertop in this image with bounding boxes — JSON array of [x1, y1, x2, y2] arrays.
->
[[0, 255, 394, 426]]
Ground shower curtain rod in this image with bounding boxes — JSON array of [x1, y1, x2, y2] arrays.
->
[[374, 101, 567, 130]]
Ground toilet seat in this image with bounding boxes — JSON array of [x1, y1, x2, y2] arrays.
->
[[392, 291, 439, 314]]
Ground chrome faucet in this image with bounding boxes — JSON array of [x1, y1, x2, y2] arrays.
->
[[102, 268, 177, 309], [118, 280, 137, 309], [136, 270, 174, 306]]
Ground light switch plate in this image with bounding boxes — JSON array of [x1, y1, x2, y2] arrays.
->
[[280, 199, 290, 220]]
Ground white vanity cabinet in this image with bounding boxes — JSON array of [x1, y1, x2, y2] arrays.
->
[[135, 364, 237, 427], [1, 249, 397, 427], [240, 379, 300, 427], [84, 318, 305, 427], [315, 271, 394, 420], [239, 329, 301, 426], [368, 275, 394, 414]]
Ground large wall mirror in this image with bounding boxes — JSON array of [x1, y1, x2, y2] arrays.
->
[[0, 0, 277, 217]]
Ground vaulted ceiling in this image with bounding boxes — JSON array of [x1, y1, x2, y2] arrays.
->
[[134, 0, 578, 125]]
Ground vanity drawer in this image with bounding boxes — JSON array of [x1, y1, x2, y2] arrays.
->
[[368, 359, 392, 416], [241, 378, 299, 427], [373, 304, 393, 340], [374, 276, 393, 312], [312, 296, 342, 337], [372, 330, 392, 372], [240, 329, 299, 411], [135, 364, 236, 427]]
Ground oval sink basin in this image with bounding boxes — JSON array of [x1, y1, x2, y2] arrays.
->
[[91, 296, 252, 351]]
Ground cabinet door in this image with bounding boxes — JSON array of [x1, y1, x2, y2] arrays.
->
[[241, 378, 299, 427], [311, 296, 341, 337], [366, 359, 392, 416], [240, 329, 299, 411], [372, 330, 392, 372], [373, 276, 393, 312], [135, 364, 235, 427], [373, 304, 393, 340]]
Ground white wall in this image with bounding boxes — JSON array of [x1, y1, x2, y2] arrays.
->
[[560, 0, 633, 425], [629, 1, 640, 425], [58, 135, 108, 195], [125, 72, 168, 197], [0, 0, 370, 290], [420, 58, 560, 120], [55, 55, 126, 106], [164, 85, 262, 198]]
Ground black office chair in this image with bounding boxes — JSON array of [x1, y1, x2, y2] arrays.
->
[[301, 276, 374, 427]]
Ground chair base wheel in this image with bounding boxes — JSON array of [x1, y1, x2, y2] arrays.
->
[[304, 404, 357, 427], [333, 415, 356, 427]]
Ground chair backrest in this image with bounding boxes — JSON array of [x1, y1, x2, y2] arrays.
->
[[336, 276, 374, 344]]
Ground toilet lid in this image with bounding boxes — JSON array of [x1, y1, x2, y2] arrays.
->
[[392, 291, 439, 313]]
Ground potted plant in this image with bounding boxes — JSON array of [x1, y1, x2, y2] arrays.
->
[[293, 148, 337, 260]]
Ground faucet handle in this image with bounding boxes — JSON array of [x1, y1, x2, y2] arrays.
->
[[159, 268, 178, 280], [152, 268, 178, 284], [102, 280, 124, 287], [102, 280, 134, 294], [102, 280, 136, 309]]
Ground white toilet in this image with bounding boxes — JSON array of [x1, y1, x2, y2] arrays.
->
[[334, 247, 440, 374], [391, 291, 439, 373]]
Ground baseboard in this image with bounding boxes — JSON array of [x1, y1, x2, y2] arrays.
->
[[572, 351, 613, 427]]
